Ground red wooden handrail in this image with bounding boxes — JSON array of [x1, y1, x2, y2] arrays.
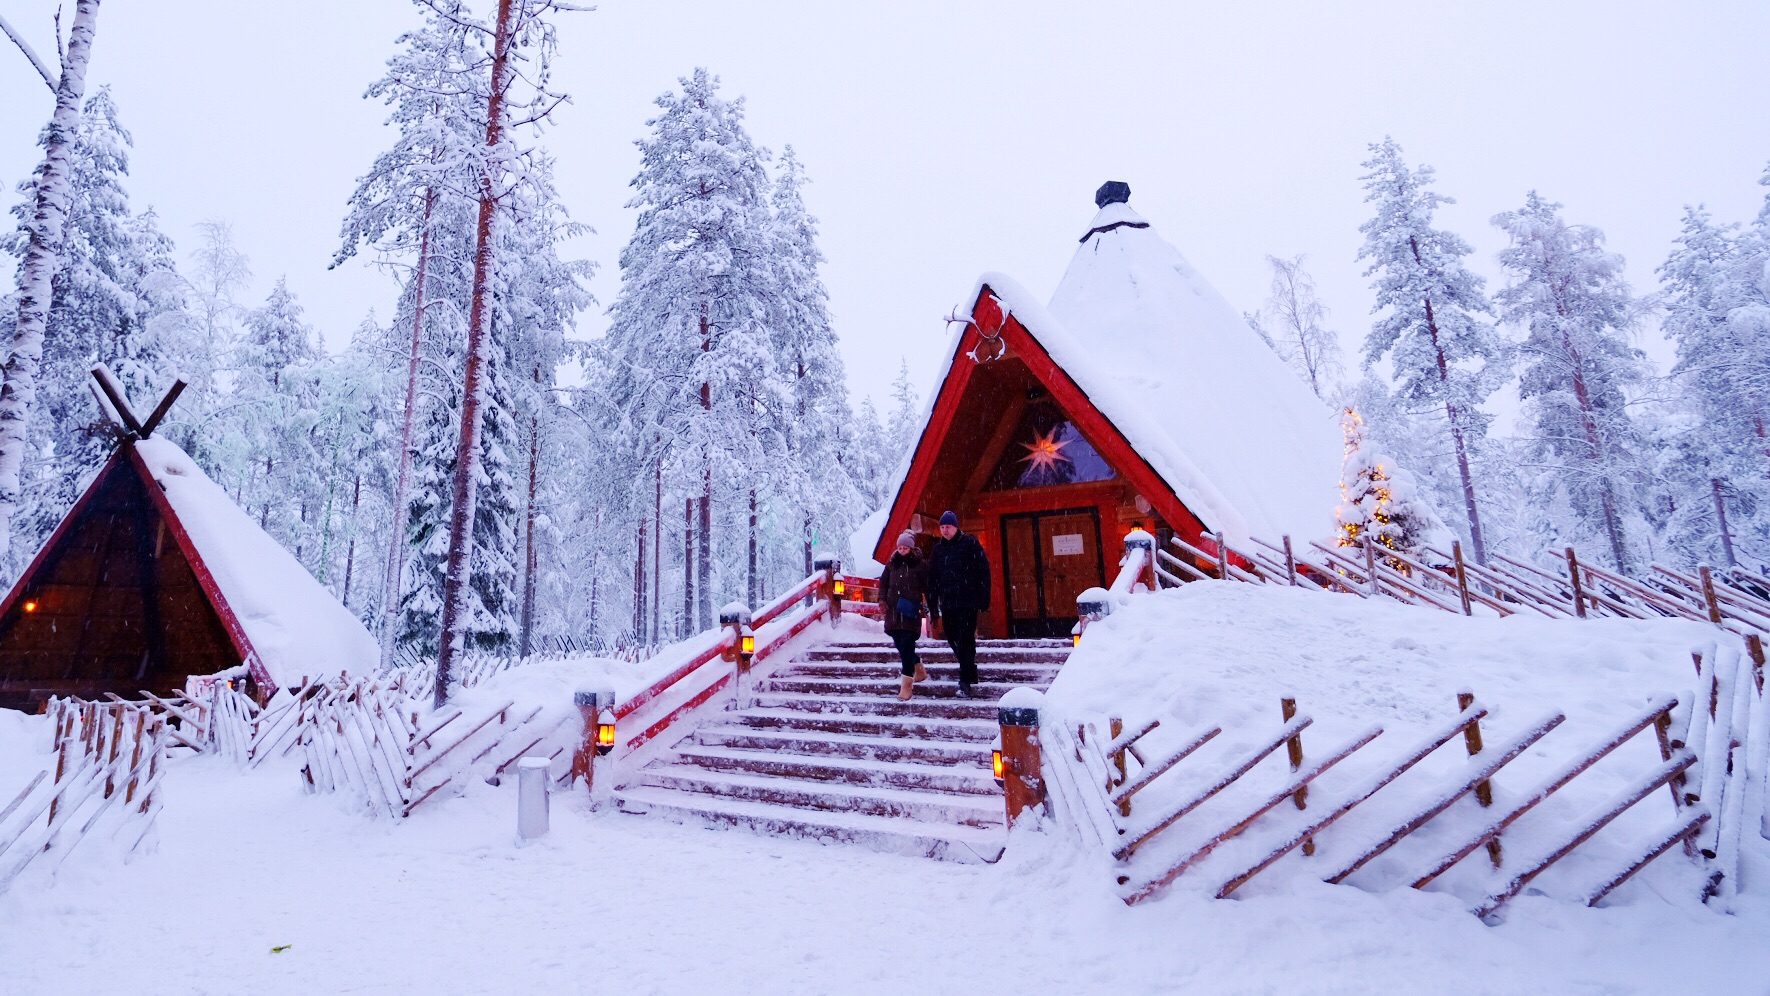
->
[[613, 633, 732, 722], [752, 570, 827, 630]]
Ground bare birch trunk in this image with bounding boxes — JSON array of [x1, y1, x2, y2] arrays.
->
[[748, 487, 759, 609], [379, 187, 436, 667], [0, 0, 101, 559], [698, 309, 712, 631], [434, 0, 516, 709], [1712, 479, 1736, 568], [634, 515, 647, 638]]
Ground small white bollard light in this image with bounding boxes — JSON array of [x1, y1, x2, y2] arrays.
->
[[516, 756, 551, 842]]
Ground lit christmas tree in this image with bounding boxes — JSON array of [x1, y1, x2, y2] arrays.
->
[[1336, 407, 1448, 570]]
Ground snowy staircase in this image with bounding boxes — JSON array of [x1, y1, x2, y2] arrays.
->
[[615, 634, 1070, 863]]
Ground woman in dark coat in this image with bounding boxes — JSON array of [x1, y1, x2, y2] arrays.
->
[[878, 530, 930, 700]]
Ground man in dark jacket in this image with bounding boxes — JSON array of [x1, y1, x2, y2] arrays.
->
[[927, 510, 991, 697]]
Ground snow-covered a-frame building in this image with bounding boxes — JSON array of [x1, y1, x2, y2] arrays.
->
[[0, 373, 376, 711], [866, 183, 1342, 639]]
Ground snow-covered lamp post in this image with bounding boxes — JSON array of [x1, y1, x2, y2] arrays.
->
[[1074, 587, 1111, 647], [573, 686, 616, 805], [814, 555, 842, 622], [720, 603, 754, 706], [1123, 528, 1156, 591], [996, 688, 1045, 829]]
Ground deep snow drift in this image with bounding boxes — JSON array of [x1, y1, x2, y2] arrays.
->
[[1, 585, 1766, 994]]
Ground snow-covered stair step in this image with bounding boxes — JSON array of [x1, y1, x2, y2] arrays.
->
[[614, 787, 1006, 863], [762, 676, 1034, 700], [730, 708, 999, 742], [821, 638, 1067, 651], [692, 726, 993, 766], [750, 691, 1001, 721], [799, 647, 1070, 664], [778, 661, 1062, 683], [667, 744, 999, 796], [637, 767, 1002, 826]]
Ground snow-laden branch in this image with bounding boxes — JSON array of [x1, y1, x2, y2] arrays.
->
[[0, 12, 55, 92]]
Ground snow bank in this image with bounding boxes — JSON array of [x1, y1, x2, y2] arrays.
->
[[133, 438, 377, 689]]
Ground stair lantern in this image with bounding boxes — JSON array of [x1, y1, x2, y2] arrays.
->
[[997, 688, 1046, 828], [814, 555, 843, 621], [719, 605, 751, 664], [1073, 587, 1111, 647], [991, 732, 1006, 788], [574, 686, 618, 801]]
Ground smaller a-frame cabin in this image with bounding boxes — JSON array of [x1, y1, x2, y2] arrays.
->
[[0, 370, 377, 711], [864, 183, 1342, 639]]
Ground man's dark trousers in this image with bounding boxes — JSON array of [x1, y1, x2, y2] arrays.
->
[[943, 608, 979, 688]]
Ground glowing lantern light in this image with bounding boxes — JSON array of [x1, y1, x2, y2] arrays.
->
[[992, 748, 1006, 787], [832, 578, 846, 597], [22, 600, 36, 614], [595, 709, 617, 756], [740, 633, 755, 656]]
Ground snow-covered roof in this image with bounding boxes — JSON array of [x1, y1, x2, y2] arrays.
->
[[856, 198, 1343, 556], [134, 438, 379, 689], [1037, 202, 1342, 542]]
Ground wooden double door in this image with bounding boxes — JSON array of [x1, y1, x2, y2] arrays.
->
[[1000, 507, 1107, 638]]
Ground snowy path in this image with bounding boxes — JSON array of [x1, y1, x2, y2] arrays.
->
[[3, 753, 1767, 994]]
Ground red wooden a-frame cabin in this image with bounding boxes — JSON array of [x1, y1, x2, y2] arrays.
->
[[865, 184, 1342, 639], [0, 371, 376, 711]]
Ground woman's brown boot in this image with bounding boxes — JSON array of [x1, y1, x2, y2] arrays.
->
[[898, 676, 914, 701], [914, 662, 929, 683]]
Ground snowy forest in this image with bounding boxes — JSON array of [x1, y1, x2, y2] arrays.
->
[[4, 0, 1768, 664]]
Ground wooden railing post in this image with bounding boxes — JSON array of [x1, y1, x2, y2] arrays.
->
[[1452, 540, 1473, 616], [1283, 535, 1298, 586], [572, 686, 616, 804], [1748, 635, 1765, 694], [1074, 587, 1110, 648], [814, 555, 842, 624], [720, 605, 753, 706], [1565, 547, 1587, 618], [1698, 566, 1723, 625], [1280, 696, 1313, 854], [1457, 688, 1502, 866], [1363, 537, 1378, 595], [997, 690, 1045, 829]]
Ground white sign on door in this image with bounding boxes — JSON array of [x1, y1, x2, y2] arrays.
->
[[1052, 533, 1084, 557]]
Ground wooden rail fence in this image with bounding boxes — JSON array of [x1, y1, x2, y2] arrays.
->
[[1042, 666, 1758, 919]]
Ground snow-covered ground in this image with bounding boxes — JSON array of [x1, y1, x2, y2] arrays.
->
[[3, 584, 1768, 994]]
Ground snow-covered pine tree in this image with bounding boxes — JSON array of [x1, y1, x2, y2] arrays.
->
[[228, 278, 323, 551], [0, 0, 102, 560], [1335, 406, 1446, 568], [1492, 192, 1647, 571], [601, 68, 779, 634], [850, 396, 892, 509], [1357, 137, 1506, 564], [886, 359, 921, 456], [1656, 182, 1770, 568], [767, 146, 860, 584]]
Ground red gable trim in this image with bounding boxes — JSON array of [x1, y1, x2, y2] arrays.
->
[[126, 445, 276, 695], [872, 283, 1210, 564]]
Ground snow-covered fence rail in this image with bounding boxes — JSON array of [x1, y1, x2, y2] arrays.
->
[[1158, 531, 1770, 648], [0, 699, 170, 893], [1042, 674, 1752, 920], [282, 676, 576, 818]]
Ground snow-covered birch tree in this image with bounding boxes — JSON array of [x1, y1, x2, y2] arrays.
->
[[0, 0, 102, 560]]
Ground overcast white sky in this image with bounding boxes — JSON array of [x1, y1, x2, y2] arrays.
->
[[2, 1, 1767, 413]]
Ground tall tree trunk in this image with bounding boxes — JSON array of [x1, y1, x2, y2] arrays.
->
[[519, 409, 540, 658], [630, 513, 644, 640], [682, 497, 693, 639], [0, 0, 101, 559], [748, 487, 759, 609], [698, 309, 712, 631], [434, 0, 516, 709], [651, 459, 661, 645], [1419, 292, 1488, 565], [379, 185, 436, 666], [1712, 479, 1736, 568], [341, 474, 361, 608]]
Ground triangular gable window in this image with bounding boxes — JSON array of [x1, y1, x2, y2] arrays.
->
[[985, 401, 1116, 491]]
